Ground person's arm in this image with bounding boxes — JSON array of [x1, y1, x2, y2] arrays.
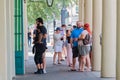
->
[[33, 29, 37, 38], [43, 33, 47, 38], [78, 30, 85, 40], [78, 34, 84, 40]]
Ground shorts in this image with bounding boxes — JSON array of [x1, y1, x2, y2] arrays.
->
[[72, 46, 79, 58], [34, 55, 43, 64], [78, 45, 90, 56], [54, 45, 62, 52]]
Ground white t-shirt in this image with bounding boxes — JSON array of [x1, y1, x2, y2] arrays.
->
[[53, 33, 63, 47]]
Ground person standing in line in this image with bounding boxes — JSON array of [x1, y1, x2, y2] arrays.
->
[[60, 24, 67, 60], [53, 27, 63, 64], [32, 34, 46, 74], [66, 29, 72, 67], [70, 21, 84, 71], [78, 23, 92, 72], [34, 17, 47, 73]]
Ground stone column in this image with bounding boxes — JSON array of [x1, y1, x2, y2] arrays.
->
[[101, 0, 116, 77], [92, 0, 102, 71], [0, 0, 15, 80], [9, 0, 15, 78], [0, 0, 7, 80], [116, 0, 120, 80], [79, 0, 84, 22], [24, 0, 29, 61], [84, 0, 92, 28], [7, 0, 15, 78]]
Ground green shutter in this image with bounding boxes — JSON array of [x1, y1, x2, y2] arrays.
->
[[14, 0, 24, 74]]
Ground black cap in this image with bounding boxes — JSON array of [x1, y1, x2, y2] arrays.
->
[[56, 27, 61, 31], [36, 17, 43, 24]]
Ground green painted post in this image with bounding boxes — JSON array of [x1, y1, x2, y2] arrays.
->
[[14, 0, 24, 74]]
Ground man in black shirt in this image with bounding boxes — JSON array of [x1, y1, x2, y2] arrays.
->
[[33, 17, 47, 73]]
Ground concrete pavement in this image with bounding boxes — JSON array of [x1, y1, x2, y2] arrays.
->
[[15, 45, 115, 80]]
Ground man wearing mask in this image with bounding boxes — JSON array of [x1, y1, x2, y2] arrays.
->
[[34, 17, 47, 73]]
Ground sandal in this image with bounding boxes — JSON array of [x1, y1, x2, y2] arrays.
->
[[58, 62, 61, 64], [53, 62, 56, 65], [70, 69, 76, 71]]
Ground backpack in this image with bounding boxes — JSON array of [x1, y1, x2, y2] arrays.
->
[[83, 33, 91, 45]]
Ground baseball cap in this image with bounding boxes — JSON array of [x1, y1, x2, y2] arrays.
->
[[56, 27, 61, 31]]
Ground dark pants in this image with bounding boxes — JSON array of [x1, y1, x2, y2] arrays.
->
[[72, 46, 79, 58]]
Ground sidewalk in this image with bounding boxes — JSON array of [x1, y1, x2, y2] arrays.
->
[[15, 44, 115, 80]]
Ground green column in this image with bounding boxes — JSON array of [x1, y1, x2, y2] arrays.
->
[[14, 0, 24, 74]]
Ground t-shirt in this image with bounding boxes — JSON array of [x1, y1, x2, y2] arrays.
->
[[33, 26, 47, 46], [53, 33, 63, 47], [39, 26, 47, 46], [71, 27, 84, 47], [78, 30, 91, 46]]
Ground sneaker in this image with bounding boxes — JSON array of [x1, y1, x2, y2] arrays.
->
[[34, 71, 39, 74], [43, 69, 47, 74], [34, 70, 40, 74], [40, 69, 44, 74]]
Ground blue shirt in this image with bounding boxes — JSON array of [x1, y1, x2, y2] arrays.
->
[[71, 27, 84, 47]]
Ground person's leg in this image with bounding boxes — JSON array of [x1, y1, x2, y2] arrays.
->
[[71, 47, 78, 70], [78, 56, 81, 70], [59, 51, 63, 61], [66, 44, 69, 65], [39, 63, 44, 74], [80, 56, 86, 71], [34, 56, 39, 73], [42, 52, 47, 73], [72, 57, 76, 70], [89, 46, 92, 63], [34, 63, 40, 74], [58, 52, 62, 64], [36, 64, 40, 69], [63, 46, 67, 59], [86, 54, 91, 71], [61, 42, 67, 60], [67, 44, 72, 66], [53, 52, 57, 64], [69, 45, 73, 66]]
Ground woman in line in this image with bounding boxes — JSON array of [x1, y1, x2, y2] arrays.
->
[[78, 23, 92, 72], [53, 27, 63, 64], [66, 29, 72, 67]]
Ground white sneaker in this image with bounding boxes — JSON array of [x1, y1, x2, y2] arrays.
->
[[43, 69, 47, 74]]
